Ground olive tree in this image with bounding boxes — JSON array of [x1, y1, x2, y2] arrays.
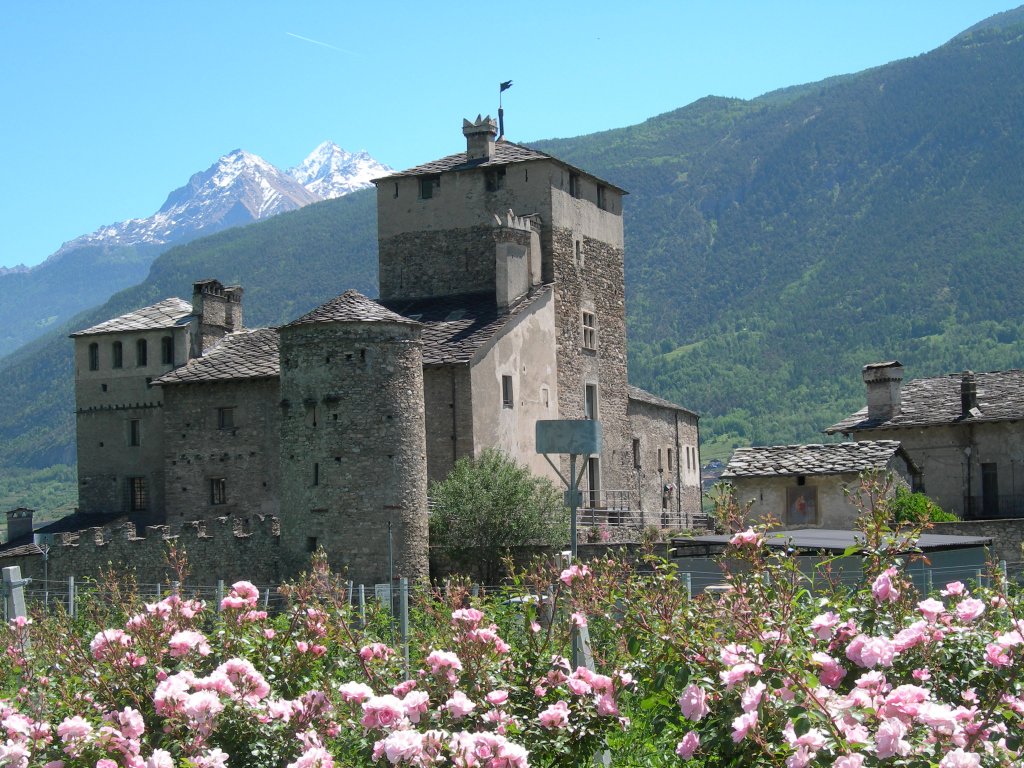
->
[[429, 449, 569, 583]]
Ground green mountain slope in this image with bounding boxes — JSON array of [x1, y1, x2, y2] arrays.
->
[[3, 7, 1024, 493], [533, 12, 1024, 453]]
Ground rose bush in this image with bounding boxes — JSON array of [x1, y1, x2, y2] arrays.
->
[[1, 474, 1021, 766]]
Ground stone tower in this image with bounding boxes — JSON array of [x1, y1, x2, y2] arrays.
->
[[277, 290, 428, 584], [374, 115, 632, 507]]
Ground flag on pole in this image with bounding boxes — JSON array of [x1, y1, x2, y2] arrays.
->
[[500, 80, 513, 92]]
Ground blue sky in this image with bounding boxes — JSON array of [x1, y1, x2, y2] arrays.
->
[[1, 1, 1015, 268]]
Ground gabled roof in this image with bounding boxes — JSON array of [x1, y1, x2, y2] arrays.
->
[[722, 440, 913, 478], [627, 385, 699, 418], [827, 370, 1024, 434], [284, 290, 417, 329], [155, 328, 280, 386], [71, 298, 193, 337], [382, 286, 552, 365], [374, 140, 627, 194]]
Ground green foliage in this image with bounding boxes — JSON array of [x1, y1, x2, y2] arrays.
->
[[0, 465, 77, 533], [429, 449, 568, 583], [887, 486, 959, 523]]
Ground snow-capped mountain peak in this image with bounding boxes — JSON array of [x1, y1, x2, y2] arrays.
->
[[288, 141, 393, 199], [50, 143, 390, 260]]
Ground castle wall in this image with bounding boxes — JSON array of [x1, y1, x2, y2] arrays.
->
[[278, 321, 429, 585], [423, 365, 475, 485], [4, 516, 282, 587], [550, 224, 632, 507], [74, 326, 190, 517], [627, 399, 701, 528], [162, 379, 281, 522], [469, 289, 559, 482]]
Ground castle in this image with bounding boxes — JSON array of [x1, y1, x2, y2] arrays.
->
[[2, 116, 700, 587]]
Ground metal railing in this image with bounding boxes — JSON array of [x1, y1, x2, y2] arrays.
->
[[579, 489, 636, 527], [962, 494, 1024, 519]]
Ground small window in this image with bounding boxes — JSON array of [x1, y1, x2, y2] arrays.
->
[[128, 477, 147, 511], [112, 341, 123, 369], [574, 239, 583, 267], [88, 343, 99, 371], [686, 446, 692, 470], [502, 375, 514, 409], [210, 478, 227, 505], [129, 419, 141, 447], [313, 462, 320, 487], [668, 448, 674, 470], [582, 312, 597, 351], [541, 386, 550, 408], [585, 384, 598, 420], [658, 449, 664, 471], [569, 173, 580, 198], [393, 182, 399, 199], [161, 336, 174, 365], [306, 536, 319, 553], [633, 438, 641, 469], [597, 184, 607, 210], [136, 339, 148, 367], [217, 407, 235, 429], [485, 167, 506, 192], [419, 174, 440, 199]]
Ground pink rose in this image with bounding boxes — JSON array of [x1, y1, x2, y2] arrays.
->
[[731, 710, 758, 742], [955, 598, 985, 622], [444, 691, 476, 719], [676, 731, 700, 759], [872, 567, 899, 603], [729, 528, 761, 547], [360, 695, 405, 729], [559, 564, 591, 586], [539, 700, 570, 729], [917, 598, 946, 622]]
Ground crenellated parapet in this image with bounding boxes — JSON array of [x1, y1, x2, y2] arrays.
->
[[31, 515, 284, 586]]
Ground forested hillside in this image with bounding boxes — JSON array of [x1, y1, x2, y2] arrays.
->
[[2, 8, 1024, 511], [534, 12, 1024, 456]]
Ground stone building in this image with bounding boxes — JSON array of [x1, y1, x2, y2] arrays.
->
[[2, 115, 700, 584], [722, 441, 918, 530], [827, 361, 1024, 519]]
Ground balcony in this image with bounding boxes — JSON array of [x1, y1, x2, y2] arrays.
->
[[578, 489, 635, 527]]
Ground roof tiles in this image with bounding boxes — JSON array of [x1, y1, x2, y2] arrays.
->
[[284, 290, 417, 329], [827, 370, 1024, 433], [156, 328, 280, 385], [71, 298, 193, 337], [722, 441, 906, 478]]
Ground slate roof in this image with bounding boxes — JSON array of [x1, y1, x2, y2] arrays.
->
[[827, 370, 1024, 434], [382, 286, 552, 365], [627, 385, 699, 417], [156, 328, 280, 386], [722, 441, 910, 478], [71, 298, 193, 337], [284, 290, 417, 329], [375, 140, 627, 194]]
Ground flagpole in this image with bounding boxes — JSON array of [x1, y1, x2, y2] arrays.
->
[[498, 80, 512, 139]]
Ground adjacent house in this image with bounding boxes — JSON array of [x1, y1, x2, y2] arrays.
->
[[722, 441, 919, 529], [827, 362, 1024, 519]]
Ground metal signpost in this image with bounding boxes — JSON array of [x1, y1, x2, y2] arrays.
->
[[536, 419, 602, 669]]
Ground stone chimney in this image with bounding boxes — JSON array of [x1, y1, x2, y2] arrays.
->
[[463, 115, 498, 161], [191, 279, 244, 353], [960, 370, 978, 416], [862, 361, 904, 421], [5, 508, 33, 543]]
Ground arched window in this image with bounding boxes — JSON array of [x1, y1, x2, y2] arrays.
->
[[161, 336, 174, 365], [88, 343, 99, 371], [112, 341, 123, 369], [136, 339, 148, 367]]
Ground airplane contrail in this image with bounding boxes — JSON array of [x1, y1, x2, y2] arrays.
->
[[285, 32, 360, 57]]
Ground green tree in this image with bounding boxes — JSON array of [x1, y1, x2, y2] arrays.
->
[[887, 486, 959, 523], [429, 449, 569, 584]]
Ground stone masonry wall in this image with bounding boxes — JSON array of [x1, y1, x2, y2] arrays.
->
[[379, 227, 498, 300], [5, 516, 282, 586], [934, 519, 1024, 577], [278, 322, 429, 586], [550, 227, 632, 500], [423, 365, 475, 485], [162, 379, 281, 522]]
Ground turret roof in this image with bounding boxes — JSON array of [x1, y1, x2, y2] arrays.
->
[[71, 298, 193, 337], [284, 290, 418, 329]]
